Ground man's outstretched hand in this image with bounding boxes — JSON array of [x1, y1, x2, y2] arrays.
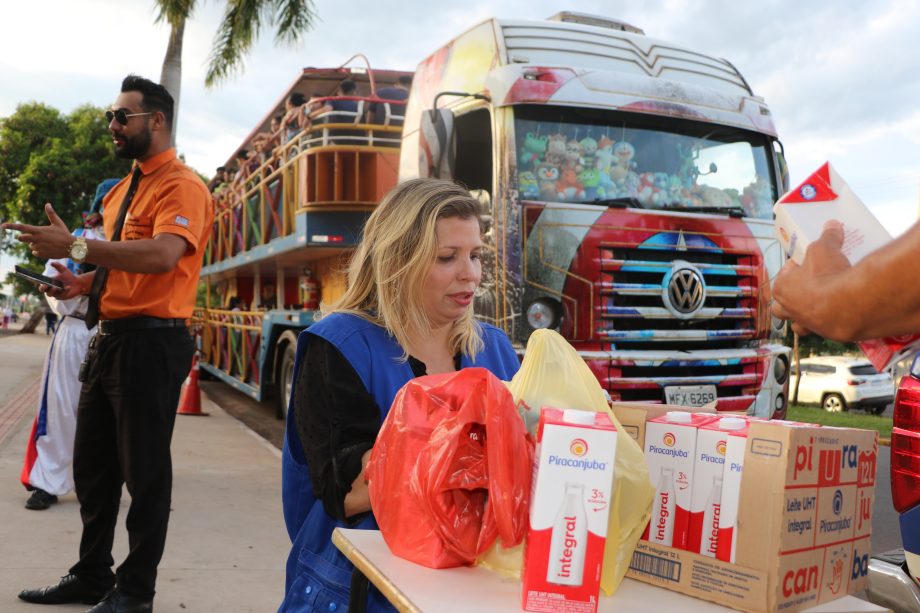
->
[[0, 203, 75, 260]]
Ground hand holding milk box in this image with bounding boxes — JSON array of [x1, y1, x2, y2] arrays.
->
[[774, 161, 920, 371], [774, 162, 891, 266]]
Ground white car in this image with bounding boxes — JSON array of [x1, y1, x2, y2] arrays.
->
[[789, 356, 894, 414]]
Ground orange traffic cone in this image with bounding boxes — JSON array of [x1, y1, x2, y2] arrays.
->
[[177, 353, 208, 416]]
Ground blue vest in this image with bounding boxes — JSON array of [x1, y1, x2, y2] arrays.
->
[[279, 313, 520, 612]]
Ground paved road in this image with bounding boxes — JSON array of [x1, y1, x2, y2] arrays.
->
[[0, 328, 50, 446], [0, 330, 288, 612], [871, 445, 899, 554]]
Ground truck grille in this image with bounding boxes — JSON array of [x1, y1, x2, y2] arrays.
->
[[612, 361, 756, 404], [596, 243, 759, 350], [594, 354, 766, 411]]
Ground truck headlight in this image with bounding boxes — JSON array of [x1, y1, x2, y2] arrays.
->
[[774, 354, 789, 384], [526, 299, 560, 330]]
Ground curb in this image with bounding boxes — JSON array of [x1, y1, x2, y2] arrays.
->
[[879, 438, 891, 447]]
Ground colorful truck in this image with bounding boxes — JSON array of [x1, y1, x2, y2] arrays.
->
[[198, 13, 792, 419]]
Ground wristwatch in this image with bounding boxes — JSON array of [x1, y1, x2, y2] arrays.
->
[[70, 236, 88, 263]]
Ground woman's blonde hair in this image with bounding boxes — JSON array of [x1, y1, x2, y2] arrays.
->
[[323, 178, 484, 358]]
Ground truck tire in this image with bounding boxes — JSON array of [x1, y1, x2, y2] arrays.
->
[[276, 341, 297, 420], [822, 393, 846, 413]]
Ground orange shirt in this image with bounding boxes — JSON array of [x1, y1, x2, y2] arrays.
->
[[99, 148, 214, 320]]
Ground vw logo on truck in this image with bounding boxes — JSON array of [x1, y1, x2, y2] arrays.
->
[[663, 262, 706, 318]]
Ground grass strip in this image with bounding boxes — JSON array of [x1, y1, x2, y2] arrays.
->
[[787, 404, 892, 439]]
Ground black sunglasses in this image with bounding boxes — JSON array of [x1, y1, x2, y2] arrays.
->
[[105, 109, 153, 125]]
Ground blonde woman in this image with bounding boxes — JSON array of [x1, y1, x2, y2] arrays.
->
[[279, 179, 520, 612]]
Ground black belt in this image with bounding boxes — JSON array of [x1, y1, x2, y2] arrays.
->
[[98, 316, 187, 335]]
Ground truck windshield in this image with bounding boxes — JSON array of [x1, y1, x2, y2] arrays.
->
[[513, 106, 777, 219]]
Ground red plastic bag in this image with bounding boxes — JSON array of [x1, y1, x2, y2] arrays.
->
[[366, 367, 534, 569]]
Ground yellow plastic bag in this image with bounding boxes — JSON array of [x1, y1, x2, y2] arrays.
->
[[477, 329, 654, 595]]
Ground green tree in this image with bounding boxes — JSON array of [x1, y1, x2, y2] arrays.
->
[[784, 327, 858, 357], [0, 103, 68, 213], [155, 0, 317, 143], [0, 102, 132, 296]]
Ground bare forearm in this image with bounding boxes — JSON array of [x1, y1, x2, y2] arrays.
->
[[787, 223, 920, 341], [829, 224, 920, 339], [84, 234, 185, 274]]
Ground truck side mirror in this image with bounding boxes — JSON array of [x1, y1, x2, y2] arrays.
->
[[419, 108, 455, 179], [469, 188, 493, 235]]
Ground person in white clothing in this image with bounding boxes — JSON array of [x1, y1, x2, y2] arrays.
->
[[20, 180, 118, 510]]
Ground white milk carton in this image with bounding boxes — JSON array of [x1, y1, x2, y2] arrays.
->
[[774, 162, 891, 266], [774, 162, 920, 371], [715, 418, 752, 563], [522, 408, 617, 613], [643, 412, 717, 550], [689, 417, 748, 556]]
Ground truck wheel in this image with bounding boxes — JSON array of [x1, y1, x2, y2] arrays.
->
[[822, 393, 846, 413], [871, 404, 888, 416], [276, 342, 296, 420]]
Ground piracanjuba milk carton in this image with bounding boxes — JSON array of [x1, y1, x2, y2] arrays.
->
[[643, 411, 718, 550], [522, 408, 618, 613], [689, 416, 748, 557]]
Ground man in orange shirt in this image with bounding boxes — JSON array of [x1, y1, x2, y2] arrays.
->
[[4, 75, 213, 613]]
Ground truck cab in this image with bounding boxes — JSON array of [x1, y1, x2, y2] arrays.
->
[[398, 13, 791, 415]]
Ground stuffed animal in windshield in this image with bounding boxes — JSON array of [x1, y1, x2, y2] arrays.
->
[[519, 171, 540, 200], [545, 133, 567, 167], [556, 167, 584, 200], [564, 139, 582, 171], [579, 136, 598, 170], [519, 133, 547, 170], [578, 167, 601, 201], [536, 162, 560, 201], [611, 141, 636, 183], [595, 136, 615, 174]]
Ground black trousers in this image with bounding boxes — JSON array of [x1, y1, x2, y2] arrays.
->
[[69, 327, 194, 599]]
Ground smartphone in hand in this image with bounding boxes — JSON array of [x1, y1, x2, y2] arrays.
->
[[14, 265, 65, 290]]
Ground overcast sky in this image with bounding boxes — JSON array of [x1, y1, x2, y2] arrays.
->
[[2, 0, 919, 290]]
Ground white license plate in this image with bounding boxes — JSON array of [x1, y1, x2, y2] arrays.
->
[[664, 385, 717, 407]]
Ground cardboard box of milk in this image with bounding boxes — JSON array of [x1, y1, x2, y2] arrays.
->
[[643, 412, 717, 550], [774, 161, 920, 371], [736, 422, 878, 610], [689, 417, 748, 557], [627, 421, 877, 612], [522, 408, 617, 613]]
